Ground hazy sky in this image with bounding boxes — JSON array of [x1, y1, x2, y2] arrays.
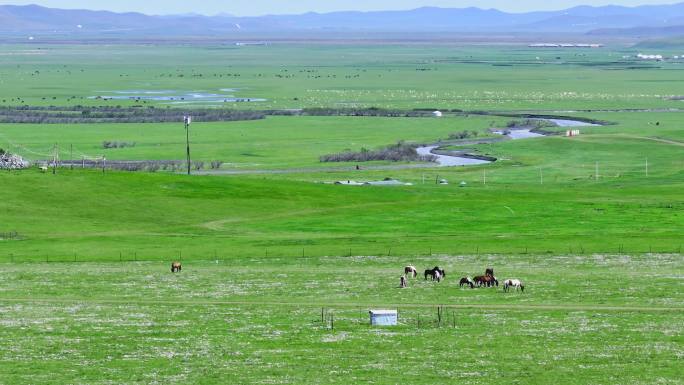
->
[[1, 0, 680, 16]]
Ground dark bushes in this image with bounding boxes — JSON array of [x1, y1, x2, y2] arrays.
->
[[448, 130, 479, 140], [320, 142, 436, 163], [102, 141, 136, 149], [0, 106, 265, 124]]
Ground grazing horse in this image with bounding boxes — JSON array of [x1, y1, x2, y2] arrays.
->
[[474, 275, 497, 287], [485, 268, 494, 277], [459, 277, 475, 289], [425, 267, 446, 281], [490, 276, 499, 287], [503, 279, 524, 293], [404, 266, 418, 278], [434, 270, 442, 282], [400, 275, 408, 288], [171, 262, 182, 273]]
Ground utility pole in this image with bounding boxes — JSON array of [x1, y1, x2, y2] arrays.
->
[[52, 143, 58, 175], [595, 161, 599, 181], [184, 115, 192, 175]]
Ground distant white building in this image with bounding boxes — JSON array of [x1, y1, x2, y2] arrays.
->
[[528, 43, 603, 48], [637, 53, 664, 61], [432, 110, 443, 118]]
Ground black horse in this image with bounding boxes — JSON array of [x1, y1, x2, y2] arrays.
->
[[485, 268, 494, 277], [425, 266, 446, 281], [459, 277, 475, 289]]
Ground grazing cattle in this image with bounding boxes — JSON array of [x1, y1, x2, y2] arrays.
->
[[400, 275, 408, 288], [459, 277, 475, 289], [404, 266, 418, 278], [503, 279, 524, 293], [171, 262, 182, 273]]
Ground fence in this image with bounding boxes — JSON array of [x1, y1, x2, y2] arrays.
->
[[1, 244, 682, 264]]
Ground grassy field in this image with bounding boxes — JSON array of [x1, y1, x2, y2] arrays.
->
[[0, 115, 505, 168], [2, 44, 684, 110], [0, 255, 682, 384], [2, 42, 684, 384]]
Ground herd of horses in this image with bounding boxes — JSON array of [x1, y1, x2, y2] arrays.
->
[[403, 266, 525, 292], [170, 261, 524, 292]]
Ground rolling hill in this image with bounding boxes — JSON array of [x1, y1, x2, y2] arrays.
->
[[1, 2, 684, 37]]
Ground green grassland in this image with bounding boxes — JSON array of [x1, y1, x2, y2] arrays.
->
[[0, 256, 682, 384], [1, 43, 684, 384], [2, 44, 684, 110], [0, 115, 506, 168]]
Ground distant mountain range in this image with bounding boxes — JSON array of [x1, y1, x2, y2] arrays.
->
[[2, 3, 684, 38]]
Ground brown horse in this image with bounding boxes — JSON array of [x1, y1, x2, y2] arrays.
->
[[404, 266, 418, 278], [171, 262, 182, 273], [474, 275, 497, 287]]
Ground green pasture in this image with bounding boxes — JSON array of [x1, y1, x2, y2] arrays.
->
[[1, 42, 684, 384], [0, 255, 682, 384], [0, 115, 504, 168], [1, 44, 684, 110]]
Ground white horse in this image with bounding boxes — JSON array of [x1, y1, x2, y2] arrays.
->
[[404, 265, 418, 278], [503, 279, 524, 292], [434, 270, 442, 283], [459, 276, 475, 288]]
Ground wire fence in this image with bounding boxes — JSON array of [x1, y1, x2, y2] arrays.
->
[[1, 244, 682, 264]]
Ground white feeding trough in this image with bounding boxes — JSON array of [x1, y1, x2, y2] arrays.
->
[[370, 310, 398, 326]]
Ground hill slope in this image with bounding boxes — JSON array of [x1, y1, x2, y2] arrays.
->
[[2, 3, 684, 36]]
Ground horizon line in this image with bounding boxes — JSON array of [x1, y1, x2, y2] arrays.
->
[[3, 1, 683, 18]]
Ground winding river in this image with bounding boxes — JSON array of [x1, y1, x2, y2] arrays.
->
[[417, 118, 599, 167]]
